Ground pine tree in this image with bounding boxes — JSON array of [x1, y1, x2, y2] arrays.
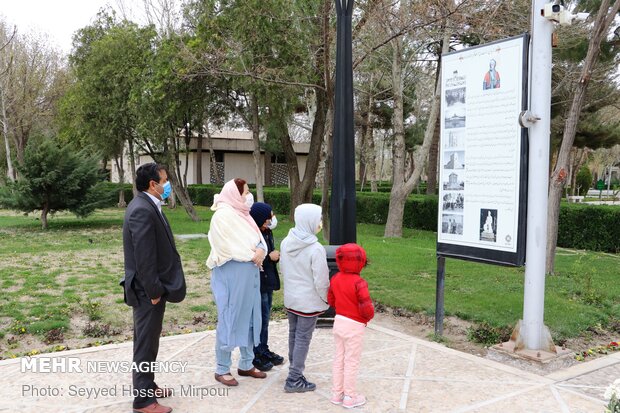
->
[[0, 139, 110, 229]]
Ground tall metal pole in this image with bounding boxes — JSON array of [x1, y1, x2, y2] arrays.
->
[[522, 0, 554, 350], [329, 0, 356, 245]]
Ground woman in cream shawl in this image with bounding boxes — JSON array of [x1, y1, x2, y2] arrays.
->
[[207, 179, 267, 386]]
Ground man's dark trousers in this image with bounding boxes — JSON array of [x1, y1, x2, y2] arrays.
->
[[132, 291, 166, 409]]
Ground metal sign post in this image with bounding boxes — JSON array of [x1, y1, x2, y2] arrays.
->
[[519, 0, 556, 352]]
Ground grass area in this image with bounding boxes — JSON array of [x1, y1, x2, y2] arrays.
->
[[0, 206, 619, 358]]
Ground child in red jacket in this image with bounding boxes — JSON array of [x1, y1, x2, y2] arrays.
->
[[327, 243, 374, 409]]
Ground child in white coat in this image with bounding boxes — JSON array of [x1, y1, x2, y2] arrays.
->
[[280, 203, 330, 393]]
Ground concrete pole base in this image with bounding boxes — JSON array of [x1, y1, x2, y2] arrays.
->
[[510, 319, 556, 353], [486, 320, 575, 374]]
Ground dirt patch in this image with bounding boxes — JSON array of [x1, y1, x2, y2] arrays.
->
[[374, 306, 486, 357], [373, 306, 620, 366]]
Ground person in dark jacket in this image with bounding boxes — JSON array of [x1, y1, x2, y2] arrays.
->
[[249, 202, 285, 371], [121, 163, 186, 413]]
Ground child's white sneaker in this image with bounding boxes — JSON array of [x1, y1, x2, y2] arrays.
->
[[342, 394, 366, 409], [330, 392, 344, 405]]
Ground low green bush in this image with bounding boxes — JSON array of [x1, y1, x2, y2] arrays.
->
[[466, 322, 512, 346], [98, 182, 133, 205], [557, 204, 620, 253], [98, 183, 620, 252]]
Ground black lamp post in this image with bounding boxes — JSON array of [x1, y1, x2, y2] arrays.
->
[[329, 0, 356, 245]]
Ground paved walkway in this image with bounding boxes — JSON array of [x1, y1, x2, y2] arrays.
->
[[0, 320, 617, 412]]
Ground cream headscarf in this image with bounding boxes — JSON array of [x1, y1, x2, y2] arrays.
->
[[207, 180, 266, 269]]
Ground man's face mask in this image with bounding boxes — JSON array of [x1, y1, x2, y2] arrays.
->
[[157, 181, 172, 200]]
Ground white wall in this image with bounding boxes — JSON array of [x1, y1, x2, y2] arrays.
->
[[108, 150, 308, 186]]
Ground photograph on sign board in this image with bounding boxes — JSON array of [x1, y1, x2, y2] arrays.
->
[[444, 130, 465, 149], [441, 214, 464, 235], [443, 171, 464, 191], [479, 209, 498, 242], [443, 151, 465, 169], [444, 87, 466, 129], [482, 58, 501, 90], [442, 192, 464, 213]]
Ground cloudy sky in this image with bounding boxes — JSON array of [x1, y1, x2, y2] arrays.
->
[[0, 0, 150, 54]]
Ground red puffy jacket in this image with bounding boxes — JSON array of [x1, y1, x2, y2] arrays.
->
[[327, 243, 374, 324]]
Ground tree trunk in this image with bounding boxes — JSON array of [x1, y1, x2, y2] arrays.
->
[[568, 147, 588, 196], [264, 149, 272, 186], [427, 115, 440, 195], [384, 27, 449, 237], [41, 202, 49, 230], [365, 91, 377, 193], [279, 114, 302, 217], [320, 0, 333, 239], [12, 120, 31, 165], [170, 136, 181, 209], [359, 114, 367, 186], [280, 91, 326, 216], [196, 132, 203, 185], [128, 136, 138, 197], [321, 105, 334, 242], [1, 88, 14, 181], [183, 126, 190, 192], [384, 36, 407, 237], [546, 0, 620, 274], [569, 147, 578, 196], [250, 94, 264, 202], [378, 130, 387, 185], [204, 123, 218, 184], [114, 154, 127, 208], [167, 162, 200, 221]]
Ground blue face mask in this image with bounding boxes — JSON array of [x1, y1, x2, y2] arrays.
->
[[159, 181, 172, 200]]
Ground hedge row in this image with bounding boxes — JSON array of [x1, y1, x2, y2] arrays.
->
[[557, 204, 620, 253], [101, 183, 620, 253]]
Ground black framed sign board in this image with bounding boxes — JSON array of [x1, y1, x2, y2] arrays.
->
[[437, 34, 529, 267]]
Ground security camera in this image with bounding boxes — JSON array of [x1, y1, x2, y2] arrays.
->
[[543, 3, 562, 21], [543, 3, 586, 25]]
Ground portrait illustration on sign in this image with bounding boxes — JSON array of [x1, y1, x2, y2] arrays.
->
[[482, 59, 501, 90]]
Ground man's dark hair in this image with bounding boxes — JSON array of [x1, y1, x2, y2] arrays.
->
[[135, 163, 165, 192]]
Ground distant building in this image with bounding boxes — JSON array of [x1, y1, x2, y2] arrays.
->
[[109, 129, 310, 185]]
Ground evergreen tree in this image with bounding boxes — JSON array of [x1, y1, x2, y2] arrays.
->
[[0, 139, 110, 229]]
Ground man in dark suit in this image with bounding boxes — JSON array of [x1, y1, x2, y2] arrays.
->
[[121, 163, 186, 413]]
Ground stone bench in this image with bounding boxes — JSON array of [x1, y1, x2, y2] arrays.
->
[[567, 195, 584, 203]]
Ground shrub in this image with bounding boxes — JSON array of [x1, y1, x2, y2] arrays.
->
[[98, 182, 134, 206], [557, 204, 620, 253], [575, 166, 593, 196], [83, 299, 103, 321], [83, 323, 121, 338], [0, 140, 113, 229], [466, 322, 512, 346], [186, 184, 221, 207]]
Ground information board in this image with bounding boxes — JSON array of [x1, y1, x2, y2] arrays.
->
[[437, 35, 529, 266]]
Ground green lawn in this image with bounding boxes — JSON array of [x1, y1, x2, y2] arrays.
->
[[0, 206, 618, 358]]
